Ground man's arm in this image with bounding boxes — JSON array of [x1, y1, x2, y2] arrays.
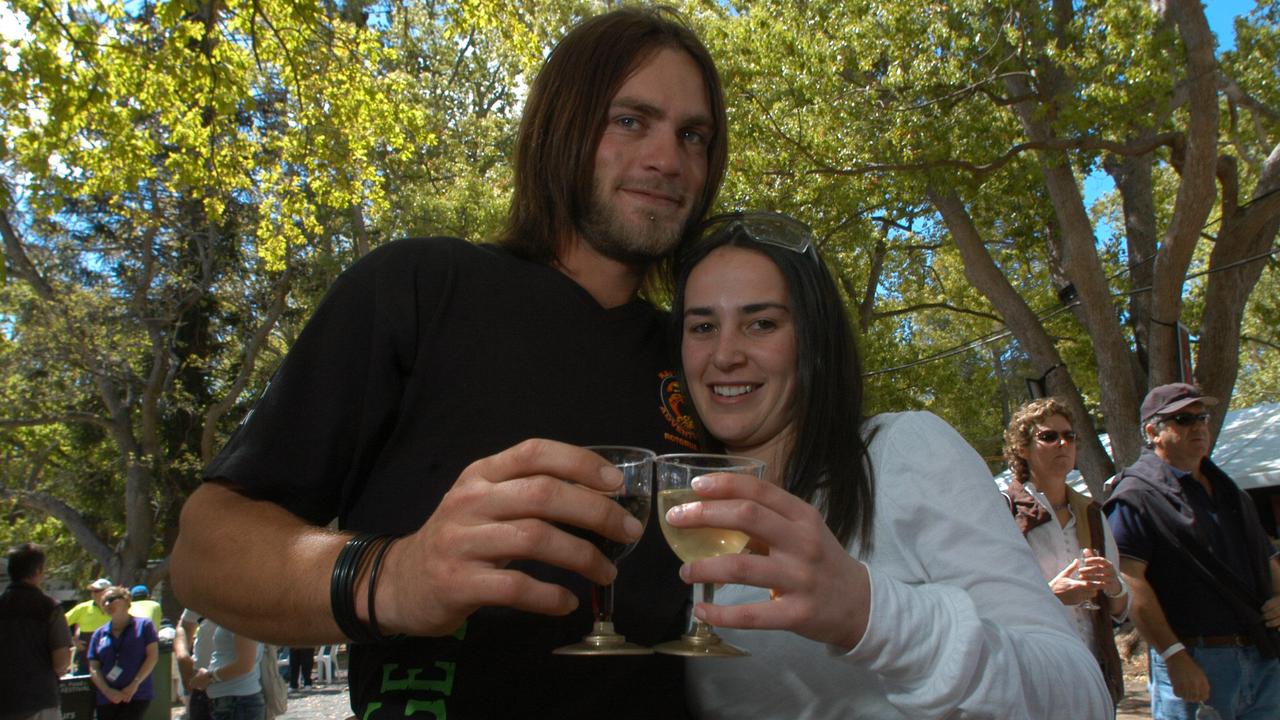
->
[[1262, 554, 1280, 629], [1120, 557, 1210, 703], [171, 440, 643, 645], [173, 618, 197, 689], [52, 647, 72, 676]]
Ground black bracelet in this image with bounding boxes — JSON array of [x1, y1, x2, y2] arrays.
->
[[330, 533, 384, 644], [366, 536, 403, 643]]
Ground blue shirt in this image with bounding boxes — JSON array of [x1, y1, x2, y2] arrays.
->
[[1108, 463, 1273, 636], [87, 616, 158, 705]]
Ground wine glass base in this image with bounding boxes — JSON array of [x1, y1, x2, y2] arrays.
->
[[654, 635, 749, 657], [552, 622, 653, 656]]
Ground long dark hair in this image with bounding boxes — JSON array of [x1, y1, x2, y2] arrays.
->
[[670, 224, 876, 550], [496, 7, 728, 272]]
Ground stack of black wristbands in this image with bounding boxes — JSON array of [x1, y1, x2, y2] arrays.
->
[[331, 533, 404, 644]]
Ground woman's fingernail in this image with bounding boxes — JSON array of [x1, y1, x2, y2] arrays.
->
[[679, 565, 691, 582], [691, 476, 710, 491], [666, 503, 689, 522]]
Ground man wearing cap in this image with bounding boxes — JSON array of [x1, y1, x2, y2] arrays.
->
[[128, 586, 163, 627], [65, 578, 112, 675], [1105, 383, 1280, 719]]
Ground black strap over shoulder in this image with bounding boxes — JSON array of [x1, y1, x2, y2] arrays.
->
[[1139, 499, 1280, 659]]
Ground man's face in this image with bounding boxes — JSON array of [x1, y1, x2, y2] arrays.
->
[[1148, 401, 1212, 470], [91, 588, 107, 609], [579, 47, 713, 265]]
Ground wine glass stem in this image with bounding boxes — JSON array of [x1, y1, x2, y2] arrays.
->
[[689, 582, 715, 637], [592, 582, 614, 624]]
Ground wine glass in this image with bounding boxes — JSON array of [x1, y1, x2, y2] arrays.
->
[[553, 446, 655, 655], [653, 453, 765, 657], [1077, 548, 1100, 610]]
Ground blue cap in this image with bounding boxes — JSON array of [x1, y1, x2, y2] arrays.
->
[[130, 585, 149, 599]]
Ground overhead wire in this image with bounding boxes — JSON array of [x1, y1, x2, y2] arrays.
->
[[861, 187, 1280, 377]]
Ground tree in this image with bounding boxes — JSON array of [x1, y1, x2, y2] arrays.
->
[[700, 0, 1280, 491], [0, 0, 447, 586]]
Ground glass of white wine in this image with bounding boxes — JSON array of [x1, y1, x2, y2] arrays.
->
[[654, 453, 765, 657], [1077, 548, 1100, 610], [553, 446, 655, 656]]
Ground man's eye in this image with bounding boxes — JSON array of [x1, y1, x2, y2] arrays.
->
[[681, 129, 707, 145], [687, 322, 715, 334], [617, 116, 639, 129]]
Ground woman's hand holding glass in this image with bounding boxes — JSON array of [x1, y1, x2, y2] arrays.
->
[[661, 468, 873, 652], [1050, 549, 1114, 608]]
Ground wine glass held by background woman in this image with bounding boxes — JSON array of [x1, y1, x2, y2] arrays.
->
[[664, 211, 1112, 719], [1002, 398, 1130, 708]]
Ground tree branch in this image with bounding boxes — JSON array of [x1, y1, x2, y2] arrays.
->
[[871, 302, 1002, 323]]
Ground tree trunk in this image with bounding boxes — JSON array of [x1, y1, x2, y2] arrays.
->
[[1002, 74, 1144, 467], [1147, 0, 1221, 386], [929, 189, 1115, 493], [1196, 142, 1280, 440]]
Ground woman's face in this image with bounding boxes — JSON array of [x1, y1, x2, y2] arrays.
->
[[102, 591, 131, 619], [680, 246, 798, 456], [1020, 413, 1077, 484]]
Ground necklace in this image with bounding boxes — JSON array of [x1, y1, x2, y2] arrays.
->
[[1051, 501, 1069, 511]]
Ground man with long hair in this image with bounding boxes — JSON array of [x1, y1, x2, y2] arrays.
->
[[172, 7, 727, 718]]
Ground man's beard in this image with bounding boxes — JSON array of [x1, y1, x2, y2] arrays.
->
[[578, 184, 693, 266]]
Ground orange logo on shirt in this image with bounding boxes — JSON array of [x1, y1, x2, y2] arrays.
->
[[659, 371, 698, 450]]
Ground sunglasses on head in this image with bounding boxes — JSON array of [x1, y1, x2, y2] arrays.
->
[[1034, 430, 1077, 444], [1160, 411, 1210, 427], [698, 211, 815, 256]]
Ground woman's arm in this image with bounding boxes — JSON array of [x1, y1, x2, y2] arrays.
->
[[672, 411, 1112, 718], [214, 634, 261, 683], [121, 641, 159, 701], [89, 660, 124, 704]]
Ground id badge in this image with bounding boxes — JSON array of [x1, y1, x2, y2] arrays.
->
[[106, 665, 123, 683]]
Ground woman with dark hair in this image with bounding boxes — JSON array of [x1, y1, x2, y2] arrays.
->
[[665, 212, 1111, 718], [87, 587, 158, 720], [1002, 397, 1129, 708]]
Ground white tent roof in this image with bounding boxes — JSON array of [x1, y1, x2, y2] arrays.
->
[[994, 402, 1280, 496]]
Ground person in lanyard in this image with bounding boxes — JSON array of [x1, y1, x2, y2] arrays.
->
[[87, 586, 159, 720]]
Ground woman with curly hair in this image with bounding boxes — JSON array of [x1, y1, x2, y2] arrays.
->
[[1002, 397, 1130, 708]]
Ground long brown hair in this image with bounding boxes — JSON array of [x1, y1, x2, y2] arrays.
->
[[496, 6, 728, 272]]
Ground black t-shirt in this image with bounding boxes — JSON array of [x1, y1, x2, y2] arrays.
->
[[0, 583, 71, 719], [205, 237, 699, 719]]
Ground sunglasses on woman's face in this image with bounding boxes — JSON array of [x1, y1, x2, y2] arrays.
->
[[103, 595, 127, 604], [1034, 430, 1077, 444], [1160, 411, 1210, 427]]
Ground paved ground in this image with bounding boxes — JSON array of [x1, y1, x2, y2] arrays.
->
[[169, 675, 354, 720]]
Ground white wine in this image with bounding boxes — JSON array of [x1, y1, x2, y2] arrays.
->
[[658, 488, 749, 563]]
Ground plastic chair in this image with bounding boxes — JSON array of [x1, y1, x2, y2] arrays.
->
[[315, 645, 335, 684]]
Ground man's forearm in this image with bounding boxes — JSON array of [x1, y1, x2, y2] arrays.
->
[[171, 482, 351, 645], [1122, 566, 1180, 653]]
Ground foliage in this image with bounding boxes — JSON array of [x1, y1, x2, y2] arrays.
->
[[1, 0, 1277, 580]]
